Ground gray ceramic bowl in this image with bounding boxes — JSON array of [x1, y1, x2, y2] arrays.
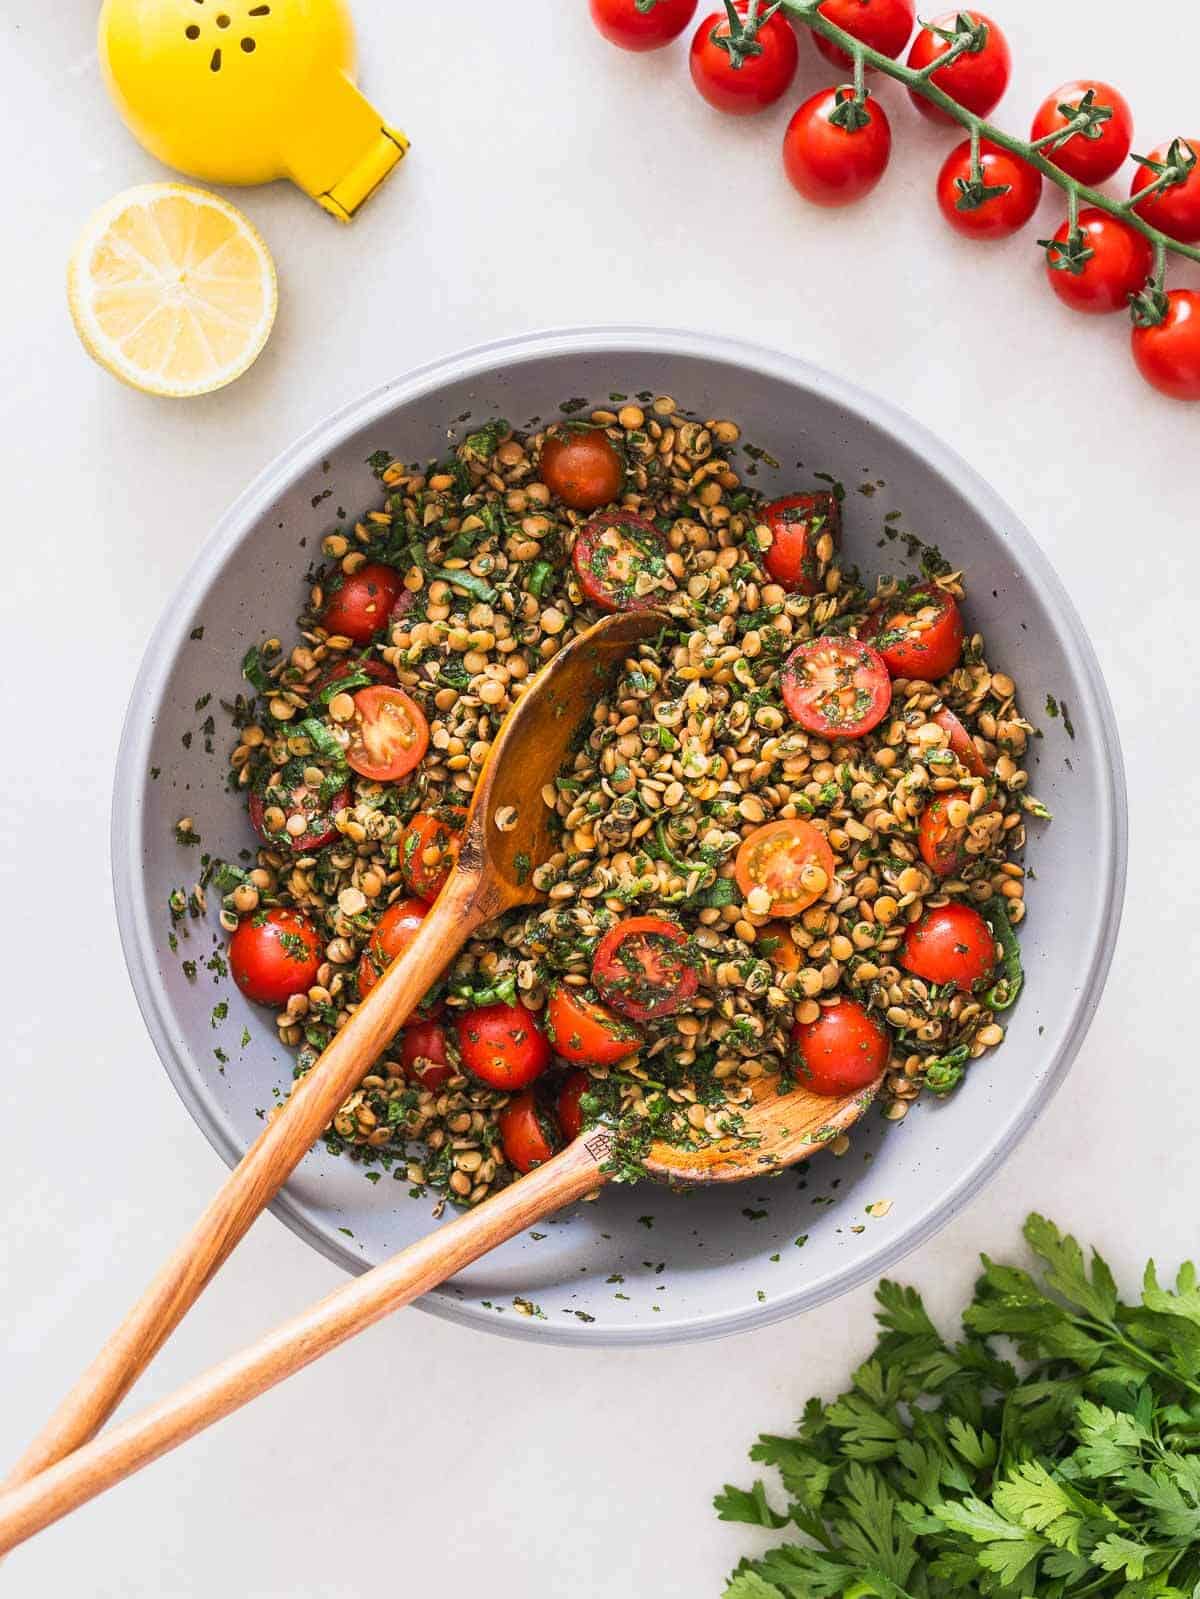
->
[[112, 326, 1126, 1345]]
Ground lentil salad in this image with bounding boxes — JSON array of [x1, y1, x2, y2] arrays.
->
[[202, 394, 1044, 1213]]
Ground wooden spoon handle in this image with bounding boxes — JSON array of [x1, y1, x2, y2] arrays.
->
[[4, 872, 492, 1492], [0, 1137, 609, 1557]]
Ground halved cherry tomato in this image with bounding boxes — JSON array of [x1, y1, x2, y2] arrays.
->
[[781, 637, 892, 738], [399, 807, 467, 900], [498, 1090, 560, 1174], [1044, 211, 1153, 315], [933, 707, 989, 777], [556, 1070, 591, 1142], [918, 794, 994, 877], [762, 492, 840, 594], [792, 997, 889, 1096], [757, 919, 802, 972], [230, 908, 322, 1006], [344, 686, 429, 782], [358, 896, 431, 998], [572, 510, 672, 612], [540, 425, 624, 512], [906, 11, 1010, 125], [863, 590, 964, 680], [545, 985, 642, 1065], [248, 776, 349, 854], [735, 820, 837, 916], [812, 0, 915, 70], [320, 563, 403, 644], [590, 0, 698, 50], [592, 916, 698, 1022], [1031, 80, 1133, 186], [901, 901, 996, 991], [1129, 139, 1200, 245], [689, 1, 798, 116], [397, 1017, 454, 1091], [456, 1001, 552, 1090]]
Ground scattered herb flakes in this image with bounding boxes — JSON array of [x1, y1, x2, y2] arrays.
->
[[189, 625, 205, 641], [756, 1290, 766, 1303], [240, 1027, 251, 1048], [364, 1171, 381, 1184], [1045, 693, 1060, 718], [769, 1253, 781, 1263], [150, 767, 161, 780], [213, 1047, 228, 1066], [864, 1199, 893, 1218], [638, 1215, 655, 1229], [742, 1207, 769, 1222], [337, 1227, 354, 1237], [794, 1235, 808, 1248], [1060, 699, 1076, 738], [606, 1273, 625, 1284], [573, 1310, 596, 1324], [558, 397, 589, 414], [529, 1231, 547, 1241], [210, 1001, 228, 1029], [513, 1297, 546, 1320]]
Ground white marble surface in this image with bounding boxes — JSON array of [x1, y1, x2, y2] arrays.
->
[[2, 2, 1198, 1593]]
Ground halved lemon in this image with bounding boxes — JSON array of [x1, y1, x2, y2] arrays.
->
[[67, 183, 277, 398]]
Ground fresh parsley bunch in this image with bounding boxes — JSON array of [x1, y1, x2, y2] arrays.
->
[[717, 1216, 1200, 1599]]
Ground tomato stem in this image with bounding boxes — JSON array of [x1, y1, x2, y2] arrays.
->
[[781, 2, 1200, 268]]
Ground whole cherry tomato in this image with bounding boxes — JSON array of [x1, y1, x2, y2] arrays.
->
[[540, 425, 625, 512], [357, 897, 431, 998], [935, 141, 1042, 240], [1129, 139, 1200, 244], [782, 88, 892, 208], [230, 908, 322, 1007], [456, 1001, 552, 1090], [397, 1017, 455, 1092], [811, 0, 914, 70], [589, 0, 698, 51], [1043, 210, 1152, 315], [901, 902, 996, 991], [791, 998, 890, 1095], [689, 0, 798, 116], [320, 563, 403, 644], [906, 11, 1010, 125], [1131, 289, 1200, 401], [1030, 80, 1133, 185]]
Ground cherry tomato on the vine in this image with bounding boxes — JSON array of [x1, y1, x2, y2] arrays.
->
[[589, 0, 698, 52], [906, 11, 1010, 125], [782, 88, 892, 209], [1030, 80, 1133, 186], [540, 424, 625, 512], [761, 491, 840, 594], [811, 0, 915, 71], [320, 563, 403, 644], [230, 908, 322, 1007], [1131, 289, 1200, 402], [935, 141, 1042, 240], [1043, 210, 1152, 315], [901, 902, 997, 992], [791, 998, 890, 1096], [1129, 140, 1200, 244], [689, 0, 798, 116]]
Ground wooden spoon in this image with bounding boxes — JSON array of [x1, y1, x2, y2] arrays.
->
[[0, 1068, 880, 1555], [0, 607, 881, 1555], [2, 608, 660, 1493]]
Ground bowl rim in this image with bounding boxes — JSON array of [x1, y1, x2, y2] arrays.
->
[[111, 324, 1128, 1345]]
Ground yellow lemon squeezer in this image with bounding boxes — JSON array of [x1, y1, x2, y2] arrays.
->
[[98, 0, 408, 222]]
